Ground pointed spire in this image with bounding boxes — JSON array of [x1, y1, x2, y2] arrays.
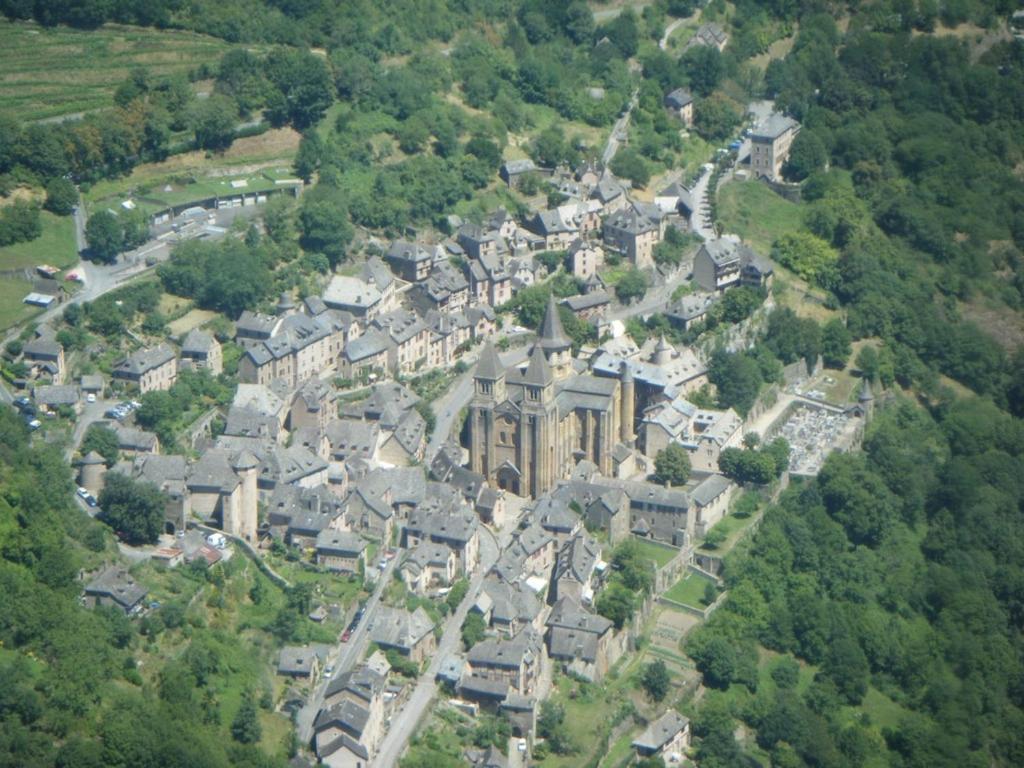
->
[[523, 344, 553, 387], [475, 341, 503, 381], [538, 294, 571, 352]]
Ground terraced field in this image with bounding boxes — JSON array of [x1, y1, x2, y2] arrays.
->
[[0, 20, 231, 122]]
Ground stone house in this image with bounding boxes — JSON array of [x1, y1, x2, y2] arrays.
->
[[113, 344, 177, 393], [316, 530, 367, 574], [369, 606, 436, 663], [749, 113, 800, 181], [464, 628, 544, 697], [82, 566, 148, 615], [385, 239, 434, 282], [568, 239, 604, 280], [603, 206, 661, 269], [664, 88, 694, 126], [278, 645, 323, 681], [23, 335, 65, 382], [340, 330, 390, 380], [544, 596, 622, 682], [400, 541, 457, 595], [632, 710, 690, 762], [180, 329, 222, 375]]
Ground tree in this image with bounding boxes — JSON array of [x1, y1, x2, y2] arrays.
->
[[615, 268, 647, 304], [641, 660, 671, 701], [461, 611, 486, 649], [80, 424, 119, 467], [189, 95, 238, 152], [231, 693, 261, 744], [85, 210, 123, 264], [44, 177, 78, 216], [653, 240, 683, 269], [784, 130, 828, 181], [97, 473, 165, 545], [610, 147, 651, 188], [654, 444, 691, 486], [264, 49, 335, 130], [538, 700, 577, 755], [681, 45, 724, 96], [693, 93, 741, 142], [771, 232, 838, 287], [855, 345, 879, 380], [821, 319, 852, 369], [690, 634, 736, 689], [299, 192, 353, 267], [596, 582, 636, 629], [708, 349, 763, 415]]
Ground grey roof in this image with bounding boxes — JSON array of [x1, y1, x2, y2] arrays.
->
[[323, 275, 382, 311], [562, 291, 610, 312], [362, 255, 394, 291], [555, 532, 601, 585], [665, 292, 718, 322], [80, 450, 106, 466], [468, 628, 540, 669], [372, 308, 427, 345], [236, 311, 280, 338], [343, 330, 390, 362], [475, 342, 504, 380], [751, 112, 799, 141], [113, 344, 176, 378], [23, 338, 62, 360], [522, 345, 553, 387], [633, 710, 689, 752], [388, 408, 426, 456], [534, 496, 579, 533], [369, 606, 434, 651], [593, 174, 627, 204], [187, 449, 241, 493], [316, 529, 367, 557], [664, 88, 693, 109], [539, 294, 571, 352], [233, 382, 288, 417], [326, 419, 379, 458], [112, 423, 159, 452], [406, 507, 478, 546], [182, 329, 217, 355], [403, 540, 453, 573], [502, 158, 537, 175], [481, 577, 543, 626], [604, 206, 657, 237], [84, 566, 148, 610], [80, 374, 104, 392], [34, 384, 79, 405], [224, 405, 279, 439], [278, 645, 320, 676], [546, 596, 613, 635], [527, 209, 575, 237], [387, 239, 434, 265], [690, 474, 733, 507]]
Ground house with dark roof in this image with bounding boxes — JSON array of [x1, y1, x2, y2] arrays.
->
[[499, 158, 539, 189], [82, 566, 148, 615], [410, 261, 471, 315], [340, 329, 390, 380], [180, 329, 222, 374], [688, 22, 728, 51], [278, 645, 325, 680], [545, 596, 623, 681], [385, 239, 434, 282], [314, 661, 388, 765], [315, 530, 367, 573], [749, 112, 800, 181], [632, 709, 690, 762], [371, 308, 430, 375], [23, 335, 65, 382], [551, 532, 604, 605], [404, 505, 480, 574], [603, 205, 662, 269], [400, 540, 457, 595], [463, 628, 544, 699], [369, 606, 436, 663], [112, 344, 177, 393], [378, 408, 426, 466], [664, 88, 694, 125]]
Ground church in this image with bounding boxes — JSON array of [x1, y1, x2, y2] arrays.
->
[[467, 297, 635, 498]]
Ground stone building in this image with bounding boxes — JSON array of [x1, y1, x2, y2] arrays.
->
[[467, 297, 633, 499]]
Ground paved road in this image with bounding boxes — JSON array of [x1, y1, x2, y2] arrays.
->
[[689, 164, 716, 240], [296, 553, 403, 745]]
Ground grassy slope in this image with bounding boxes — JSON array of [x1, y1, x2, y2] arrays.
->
[[0, 211, 77, 271], [717, 178, 804, 255], [0, 19, 230, 122]]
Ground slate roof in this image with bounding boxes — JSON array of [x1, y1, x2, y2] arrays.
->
[[323, 275, 382, 311], [315, 529, 367, 557], [326, 419, 379, 459], [664, 87, 693, 110], [369, 606, 434, 652], [475, 342, 504, 380], [751, 112, 799, 141], [554, 532, 601, 585], [468, 628, 540, 669], [84, 566, 148, 610], [690, 474, 733, 507], [538, 294, 571, 352], [522, 345, 553, 387], [562, 291, 611, 312], [278, 645, 320, 676], [343, 329, 390, 363], [34, 384, 79, 406], [113, 344, 175, 377], [181, 329, 217, 355], [633, 710, 689, 752]]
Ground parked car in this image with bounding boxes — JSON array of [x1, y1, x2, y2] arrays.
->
[[14, 396, 31, 410], [85, 494, 98, 507], [86, 393, 96, 403], [76, 487, 90, 499], [518, 739, 527, 753], [26, 419, 41, 431], [341, 629, 352, 642]]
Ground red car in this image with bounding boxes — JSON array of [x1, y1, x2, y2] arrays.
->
[[341, 629, 352, 642]]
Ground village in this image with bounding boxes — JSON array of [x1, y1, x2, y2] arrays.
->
[[8, 83, 873, 768]]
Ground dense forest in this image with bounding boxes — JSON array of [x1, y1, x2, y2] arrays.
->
[[0, 408, 290, 768]]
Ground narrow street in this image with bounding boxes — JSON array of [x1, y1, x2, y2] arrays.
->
[[295, 554, 403, 744], [602, 89, 639, 167]]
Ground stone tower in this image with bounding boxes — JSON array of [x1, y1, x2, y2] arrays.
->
[[276, 292, 297, 317], [538, 295, 573, 380], [653, 336, 674, 366], [232, 450, 260, 543], [620, 362, 635, 444], [520, 345, 558, 498], [78, 451, 106, 495], [470, 342, 505, 482]]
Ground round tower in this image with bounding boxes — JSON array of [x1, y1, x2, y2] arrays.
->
[[276, 292, 296, 317], [653, 336, 674, 366]]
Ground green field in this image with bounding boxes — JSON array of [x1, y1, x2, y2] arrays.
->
[[0, 20, 231, 121], [632, 537, 679, 569], [0, 277, 41, 331], [663, 571, 717, 607], [717, 179, 805, 254], [0, 211, 77, 271]]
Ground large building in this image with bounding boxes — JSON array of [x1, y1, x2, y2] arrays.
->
[[467, 297, 634, 498], [749, 112, 800, 181]]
